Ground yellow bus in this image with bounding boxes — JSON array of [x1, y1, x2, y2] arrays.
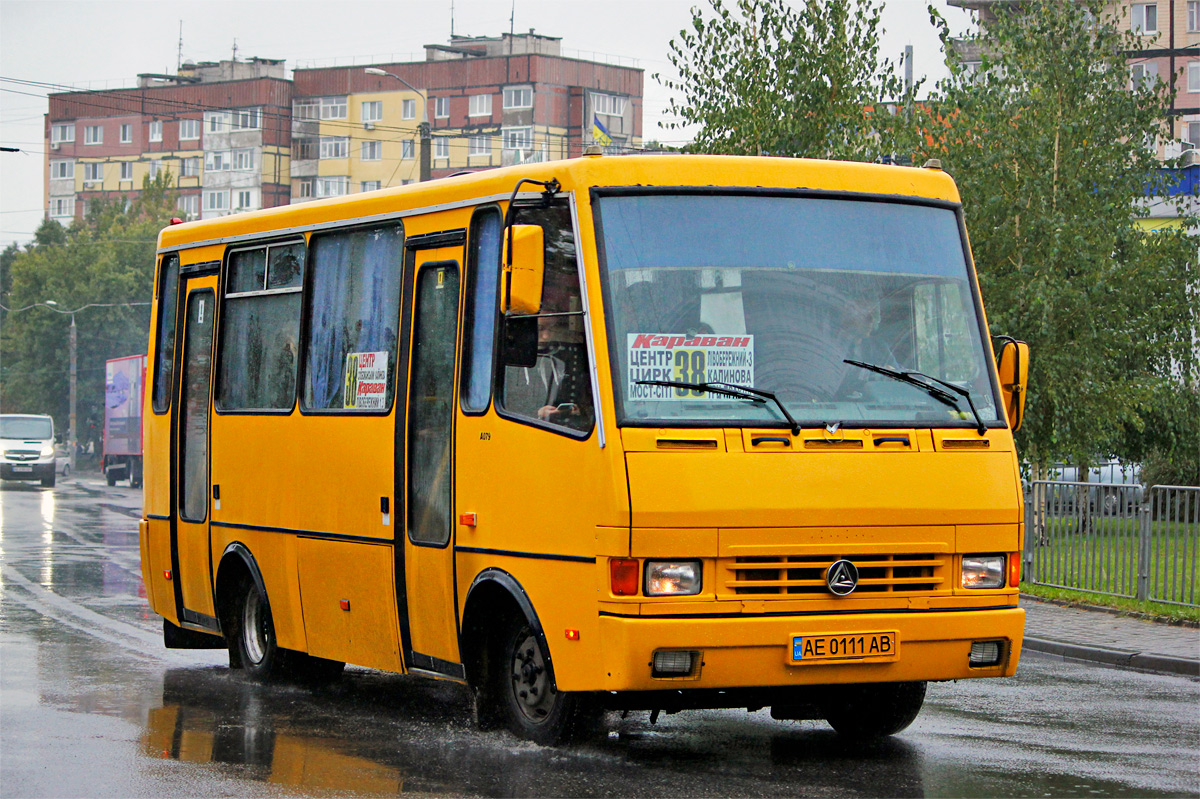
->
[[139, 154, 1030, 744]]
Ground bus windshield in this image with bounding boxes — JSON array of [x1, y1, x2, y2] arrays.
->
[[596, 193, 1001, 428]]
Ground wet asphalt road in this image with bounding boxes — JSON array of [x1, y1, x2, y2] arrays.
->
[[2, 477, 1198, 799]]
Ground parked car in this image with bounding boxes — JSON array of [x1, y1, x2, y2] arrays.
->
[[1042, 461, 1143, 516]]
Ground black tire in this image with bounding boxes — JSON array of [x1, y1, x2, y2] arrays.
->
[[820, 681, 926, 740], [61, 464, 70, 479], [106, 470, 118, 487], [230, 576, 286, 681], [130, 460, 143, 489], [42, 474, 55, 488], [493, 616, 597, 745]]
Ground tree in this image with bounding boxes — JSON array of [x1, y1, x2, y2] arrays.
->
[[919, 1, 1198, 474], [658, 0, 917, 161], [0, 174, 178, 443]]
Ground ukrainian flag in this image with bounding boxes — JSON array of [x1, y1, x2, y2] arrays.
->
[[592, 115, 612, 147]]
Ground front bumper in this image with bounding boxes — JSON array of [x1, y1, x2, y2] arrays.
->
[[1, 461, 55, 481], [595, 606, 1024, 692]]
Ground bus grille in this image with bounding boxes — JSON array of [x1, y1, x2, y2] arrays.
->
[[723, 553, 945, 595]]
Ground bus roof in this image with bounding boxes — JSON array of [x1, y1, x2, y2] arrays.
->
[[157, 154, 962, 253]]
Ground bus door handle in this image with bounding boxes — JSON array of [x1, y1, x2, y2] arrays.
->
[[873, 436, 911, 447], [751, 436, 792, 447]]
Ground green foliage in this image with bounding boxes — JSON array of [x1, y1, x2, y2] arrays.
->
[[658, 0, 918, 160], [0, 173, 178, 444], [920, 1, 1199, 470]]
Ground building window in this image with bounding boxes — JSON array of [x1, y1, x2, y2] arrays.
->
[[1190, 62, 1200, 93], [83, 162, 103, 182], [316, 176, 348, 197], [235, 190, 255, 210], [1132, 3, 1158, 34], [401, 98, 416, 120], [205, 150, 231, 171], [1189, 0, 1200, 31], [295, 179, 315, 198], [51, 198, 74, 218], [294, 100, 319, 120], [177, 194, 200, 218], [361, 140, 382, 161], [234, 148, 255, 171], [293, 137, 318, 160], [50, 160, 74, 179], [120, 124, 133, 144], [435, 96, 449, 118], [233, 108, 260, 130], [320, 97, 348, 120], [502, 127, 533, 151], [402, 140, 414, 160], [182, 157, 200, 177], [1132, 62, 1160, 90], [149, 121, 163, 142], [148, 160, 161, 179], [362, 101, 383, 123], [361, 180, 382, 192], [120, 161, 133, 180], [204, 190, 228, 211], [51, 123, 75, 144], [591, 92, 627, 117], [84, 125, 103, 145], [180, 118, 201, 140], [468, 94, 492, 118], [469, 135, 490, 156], [319, 137, 349, 159], [434, 137, 450, 159], [1183, 121, 1200, 147], [206, 112, 230, 133], [503, 87, 533, 109]]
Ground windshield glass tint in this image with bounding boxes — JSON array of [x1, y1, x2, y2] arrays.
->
[[598, 194, 999, 427], [0, 416, 54, 439]]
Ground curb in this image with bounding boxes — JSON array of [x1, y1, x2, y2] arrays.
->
[[1023, 636, 1200, 678]]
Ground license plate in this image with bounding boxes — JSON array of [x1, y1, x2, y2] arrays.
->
[[11, 465, 33, 472], [790, 631, 899, 663]]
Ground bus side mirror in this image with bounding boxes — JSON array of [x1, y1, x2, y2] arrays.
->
[[996, 338, 1029, 432], [503, 225, 544, 315]]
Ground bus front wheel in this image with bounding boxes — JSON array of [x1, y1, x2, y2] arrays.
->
[[820, 681, 926, 740], [493, 617, 597, 745], [231, 577, 285, 681]]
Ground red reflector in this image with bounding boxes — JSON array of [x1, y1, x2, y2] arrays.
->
[[163, 570, 172, 580], [169, 217, 184, 225], [610, 558, 639, 596], [339, 599, 351, 611], [1009, 554, 1021, 587], [459, 512, 477, 527], [564, 628, 580, 641]]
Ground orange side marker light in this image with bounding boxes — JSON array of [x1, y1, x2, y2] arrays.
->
[[1009, 554, 1022, 587], [163, 570, 172, 580], [565, 629, 580, 641]]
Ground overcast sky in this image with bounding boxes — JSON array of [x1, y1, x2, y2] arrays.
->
[[0, 0, 975, 249]]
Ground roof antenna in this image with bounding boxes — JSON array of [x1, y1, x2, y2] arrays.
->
[[177, 21, 183, 72], [450, 0, 455, 38], [509, 0, 515, 54], [231, 38, 238, 63]]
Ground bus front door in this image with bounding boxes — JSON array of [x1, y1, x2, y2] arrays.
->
[[171, 276, 218, 629], [399, 252, 463, 678]]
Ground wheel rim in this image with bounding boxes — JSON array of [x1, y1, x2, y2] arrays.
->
[[509, 631, 555, 723], [242, 588, 267, 665]]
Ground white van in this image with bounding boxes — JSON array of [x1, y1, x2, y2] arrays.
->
[[1, 414, 58, 487]]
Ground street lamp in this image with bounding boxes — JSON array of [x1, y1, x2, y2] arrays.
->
[[364, 67, 432, 182], [1, 299, 149, 472]]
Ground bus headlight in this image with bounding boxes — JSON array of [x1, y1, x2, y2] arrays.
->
[[645, 561, 702, 596], [962, 555, 1006, 589]]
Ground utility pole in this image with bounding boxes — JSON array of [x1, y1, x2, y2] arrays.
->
[[68, 312, 77, 473], [419, 122, 432, 182]]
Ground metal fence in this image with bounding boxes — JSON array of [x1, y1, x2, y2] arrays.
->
[[1024, 482, 1199, 607]]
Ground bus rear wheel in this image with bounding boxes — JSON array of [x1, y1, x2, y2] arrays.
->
[[231, 577, 285, 681], [820, 681, 926, 740], [494, 617, 596, 745]]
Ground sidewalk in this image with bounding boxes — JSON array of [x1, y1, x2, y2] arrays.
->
[[1022, 595, 1200, 677]]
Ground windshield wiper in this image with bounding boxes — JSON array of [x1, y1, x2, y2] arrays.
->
[[843, 360, 987, 436], [635, 380, 802, 435]]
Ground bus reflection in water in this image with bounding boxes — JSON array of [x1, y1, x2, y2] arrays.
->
[[139, 154, 1030, 745]]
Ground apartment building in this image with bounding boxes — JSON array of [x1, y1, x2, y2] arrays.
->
[[46, 58, 292, 224], [288, 31, 643, 201], [43, 33, 643, 221]]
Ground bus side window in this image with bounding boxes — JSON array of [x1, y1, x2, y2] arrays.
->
[[497, 203, 593, 434], [461, 207, 502, 414], [152, 253, 180, 414], [302, 224, 404, 412]]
